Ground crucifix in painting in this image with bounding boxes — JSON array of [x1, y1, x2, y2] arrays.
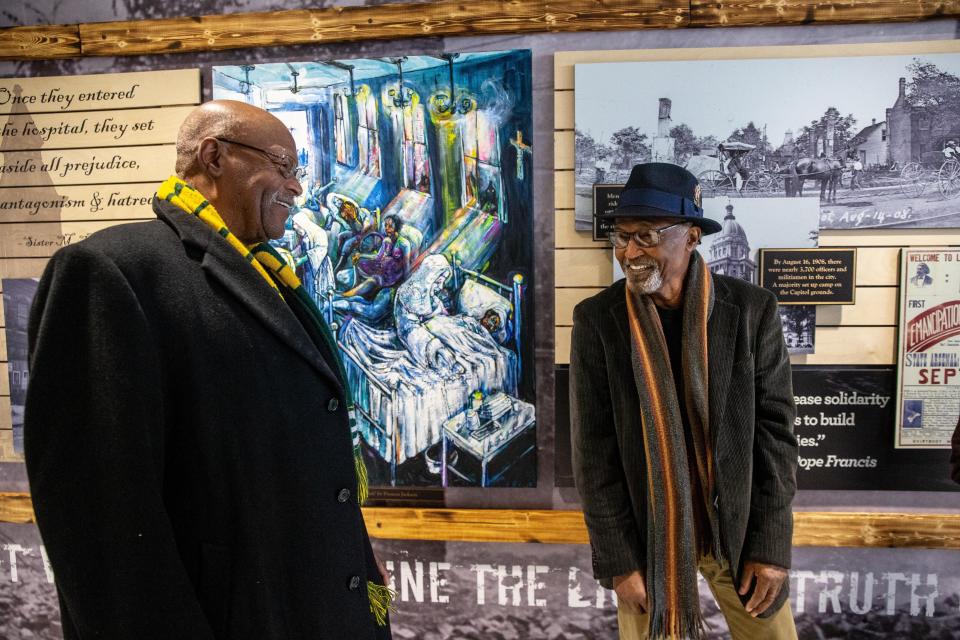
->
[[510, 130, 532, 180]]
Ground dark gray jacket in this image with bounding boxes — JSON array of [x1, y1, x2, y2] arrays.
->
[[570, 274, 797, 615]]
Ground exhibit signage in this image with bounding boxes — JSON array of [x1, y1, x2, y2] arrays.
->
[[759, 248, 856, 305], [896, 248, 960, 449]]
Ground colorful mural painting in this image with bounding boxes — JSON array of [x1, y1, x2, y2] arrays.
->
[[212, 51, 536, 489]]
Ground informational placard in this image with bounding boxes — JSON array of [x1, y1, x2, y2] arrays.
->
[[0, 68, 200, 459], [591, 183, 623, 241], [759, 248, 856, 305], [896, 248, 960, 449], [794, 366, 957, 491]]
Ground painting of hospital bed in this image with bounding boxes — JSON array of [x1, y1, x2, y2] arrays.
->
[[212, 51, 536, 488]]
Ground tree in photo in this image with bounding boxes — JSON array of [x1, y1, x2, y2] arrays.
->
[[794, 107, 857, 159], [609, 127, 650, 169], [906, 58, 960, 143], [669, 123, 701, 164], [574, 129, 596, 174]]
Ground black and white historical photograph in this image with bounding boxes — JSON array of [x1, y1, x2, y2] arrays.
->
[[575, 44, 960, 230], [2, 279, 37, 456]]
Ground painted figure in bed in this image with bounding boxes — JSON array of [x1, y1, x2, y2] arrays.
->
[[333, 195, 378, 274]]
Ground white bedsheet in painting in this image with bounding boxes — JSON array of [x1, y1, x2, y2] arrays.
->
[[340, 312, 517, 463]]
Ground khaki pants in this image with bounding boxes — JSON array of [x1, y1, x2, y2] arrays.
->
[[617, 555, 797, 640]]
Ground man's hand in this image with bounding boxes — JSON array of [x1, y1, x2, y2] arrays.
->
[[374, 554, 391, 587], [738, 561, 787, 617], [613, 570, 648, 612]]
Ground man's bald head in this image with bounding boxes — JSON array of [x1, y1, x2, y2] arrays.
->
[[175, 100, 292, 179], [174, 100, 302, 244]]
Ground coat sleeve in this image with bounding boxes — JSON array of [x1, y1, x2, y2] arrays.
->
[[24, 244, 217, 639], [570, 303, 643, 584], [742, 292, 798, 569]]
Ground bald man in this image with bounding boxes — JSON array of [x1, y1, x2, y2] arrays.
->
[[24, 101, 393, 639]]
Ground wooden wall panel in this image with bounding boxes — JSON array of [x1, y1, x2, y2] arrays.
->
[[77, 1, 686, 58], [0, 70, 201, 113], [555, 247, 611, 287], [689, 0, 960, 28], [0, 24, 80, 60]]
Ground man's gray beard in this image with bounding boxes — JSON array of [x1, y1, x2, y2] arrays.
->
[[625, 264, 664, 295]]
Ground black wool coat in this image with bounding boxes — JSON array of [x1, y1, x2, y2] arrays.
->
[[25, 198, 390, 640], [570, 275, 798, 617]]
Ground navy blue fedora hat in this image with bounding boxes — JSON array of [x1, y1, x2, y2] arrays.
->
[[601, 162, 722, 235]]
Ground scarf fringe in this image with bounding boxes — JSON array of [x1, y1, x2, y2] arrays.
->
[[354, 445, 369, 505], [367, 581, 396, 626]]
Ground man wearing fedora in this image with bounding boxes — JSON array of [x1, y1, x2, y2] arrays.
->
[[570, 163, 798, 639]]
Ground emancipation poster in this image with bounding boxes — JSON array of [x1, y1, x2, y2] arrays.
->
[[896, 248, 960, 448]]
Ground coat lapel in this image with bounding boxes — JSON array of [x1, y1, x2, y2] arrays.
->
[[707, 276, 739, 446], [156, 199, 345, 394]]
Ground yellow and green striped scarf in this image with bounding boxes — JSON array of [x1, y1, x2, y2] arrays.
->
[[156, 176, 393, 625]]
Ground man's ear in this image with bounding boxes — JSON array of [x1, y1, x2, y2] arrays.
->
[[686, 224, 702, 251], [197, 138, 225, 178]]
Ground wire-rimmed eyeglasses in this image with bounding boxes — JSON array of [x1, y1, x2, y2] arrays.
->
[[215, 137, 307, 181], [608, 222, 686, 249]]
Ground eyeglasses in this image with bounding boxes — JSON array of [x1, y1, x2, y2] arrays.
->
[[215, 137, 307, 181], [608, 222, 686, 249]]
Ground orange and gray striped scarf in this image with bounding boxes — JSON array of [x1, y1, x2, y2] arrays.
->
[[625, 251, 721, 640]]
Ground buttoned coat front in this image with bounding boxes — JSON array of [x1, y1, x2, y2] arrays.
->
[[570, 274, 798, 617], [25, 198, 389, 640]]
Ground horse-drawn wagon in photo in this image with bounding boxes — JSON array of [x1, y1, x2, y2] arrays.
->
[[898, 145, 960, 200], [696, 140, 783, 197]]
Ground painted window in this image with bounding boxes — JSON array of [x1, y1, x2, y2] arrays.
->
[[357, 93, 381, 178], [334, 93, 352, 166], [401, 104, 431, 192], [461, 110, 502, 217]]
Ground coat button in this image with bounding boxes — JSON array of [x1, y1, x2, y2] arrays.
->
[[348, 575, 361, 590], [337, 488, 351, 503], [327, 397, 339, 412]]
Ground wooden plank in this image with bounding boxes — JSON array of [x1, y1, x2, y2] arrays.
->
[[555, 247, 612, 288], [556, 287, 604, 326], [556, 209, 601, 249], [690, 0, 960, 28], [0, 221, 133, 259], [0, 493, 31, 523], [795, 326, 896, 366], [555, 170, 574, 210], [792, 511, 960, 550], [0, 259, 50, 280], [0, 497, 956, 549], [0, 70, 200, 114], [554, 40, 960, 90], [79, 1, 686, 58], [0, 106, 192, 151], [820, 230, 960, 248], [815, 287, 897, 327], [0, 430, 20, 462], [558, 325, 897, 365], [0, 183, 157, 223], [0, 397, 11, 431], [0, 24, 80, 61], [0, 371, 9, 397], [555, 90, 574, 131], [555, 130, 574, 170], [0, 145, 175, 187]]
